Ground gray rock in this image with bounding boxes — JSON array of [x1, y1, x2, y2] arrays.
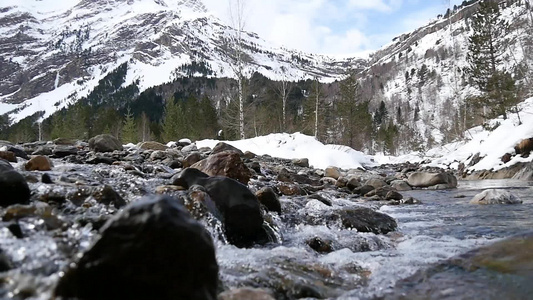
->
[[0, 159, 31, 207], [407, 172, 457, 189], [365, 177, 388, 189], [390, 180, 412, 191], [470, 189, 522, 205], [292, 158, 309, 168], [88, 134, 123, 153]]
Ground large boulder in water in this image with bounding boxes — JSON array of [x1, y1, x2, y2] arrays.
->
[[191, 150, 252, 185], [407, 172, 457, 189], [54, 195, 218, 300], [173, 168, 266, 247], [88, 134, 123, 152], [382, 231, 533, 299], [0, 159, 31, 207], [470, 189, 522, 205]]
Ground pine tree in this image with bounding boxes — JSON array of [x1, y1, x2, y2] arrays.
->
[[337, 71, 373, 150], [162, 97, 183, 142], [122, 107, 137, 143], [467, 0, 518, 120]]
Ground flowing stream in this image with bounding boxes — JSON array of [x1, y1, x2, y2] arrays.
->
[[1, 156, 532, 299], [216, 179, 533, 299]]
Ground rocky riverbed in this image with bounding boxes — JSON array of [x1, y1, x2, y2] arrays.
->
[[0, 134, 532, 300]]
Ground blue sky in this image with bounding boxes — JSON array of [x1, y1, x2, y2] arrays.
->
[[203, 0, 465, 57]]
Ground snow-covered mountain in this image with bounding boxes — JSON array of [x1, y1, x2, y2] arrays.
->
[[1, 0, 532, 155], [359, 0, 532, 150], [0, 0, 365, 123]]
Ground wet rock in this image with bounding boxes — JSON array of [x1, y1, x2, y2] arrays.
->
[[41, 173, 53, 184], [92, 185, 127, 208], [183, 152, 202, 168], [211, 142, 244, 156], [470, 189, 522, 205], [0, 248, 13, 272], [354, 185, 375, 196], [191, 150, 252, 185], [308, 194, 332, 206], [7, 223, 24, 239], [0, 159, 31, 207], [88, 134, 123, 153], [3, 203, 63, 230], [407, 172, 457, 189], [167, 159, 183, 169], [0, 151, 16, 162], [292, 158, 309, 168], [86, 155, 115, 165], [365, 186, 393, 198], [338, 207, 397, 234], [54, 195, 218, 300], [52, 145, 79, 158], [306, 237, 334, 253], [219, 288, 275, 300], [364, 177, 388, 189], [320, 177, 337, 185], [324, 166, 341, 179], [6, 146, 29, 160], [383, 231, 533, 300], [385, 190, 403, 200], [25, 155, 53, 171], [278, 183, 302, 196], [401, 197, 421, 205], [248, 161, 261, 173], [390, 179, 412, 191], [335, 177, 348, 188], [172, 168, 266, 247], [139, 141, 167, 151], [256, 187, 281, 213], [32, 145, 53, 156], [346, 177, 361, 190]]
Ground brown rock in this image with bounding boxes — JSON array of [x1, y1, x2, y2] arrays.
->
[[25, 155, 53, 171], [0, 151, 16, 163], [501, 153, 512, 163], [183, 152, 202, 168], [515, 138, 533, 157], [278, 183, 301, 196], [256, 187, 281, 213], [211, 142, 244, 156], [346, 177, 361, 190], [139, 141, 167, 151], [324, 166, 341, 179], [191, 150, 252, 185]]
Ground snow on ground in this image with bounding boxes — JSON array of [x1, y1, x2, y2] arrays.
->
[[379, 97, 533, 172], [195, 98, 533, 172], [196, 132, 377, 170]]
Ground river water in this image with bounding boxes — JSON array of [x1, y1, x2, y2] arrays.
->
[[216, 179, 533, 299], [2, 157, 533, 300]]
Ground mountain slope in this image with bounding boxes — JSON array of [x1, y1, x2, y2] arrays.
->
[[359, 0, 533, 152], [0, 0, 365, 123]]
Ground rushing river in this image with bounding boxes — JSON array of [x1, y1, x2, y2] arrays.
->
[[216, 179, 533, 299], [1, 155, 533, 299]]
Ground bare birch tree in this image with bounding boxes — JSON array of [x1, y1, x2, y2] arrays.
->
[[273, 66, 293, 132], [228, 0, 247, 139]]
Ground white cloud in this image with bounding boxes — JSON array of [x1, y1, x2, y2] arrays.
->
[[202, 0, 454, 57]]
